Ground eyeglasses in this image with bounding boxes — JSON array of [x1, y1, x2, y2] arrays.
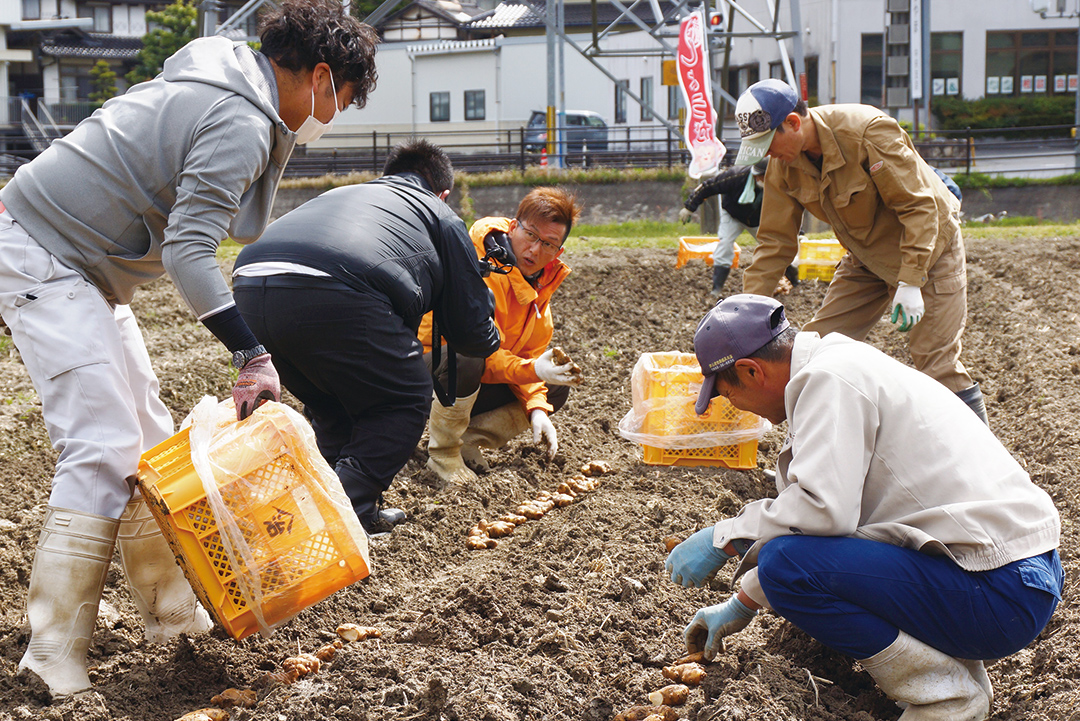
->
[[516, 219, 563, 255]]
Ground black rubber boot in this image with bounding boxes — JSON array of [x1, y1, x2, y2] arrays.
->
[[784, 264, 800, 287], [955, 383, 989, 426], [710, 265, 731, 297], [335, 457, 407, 536]]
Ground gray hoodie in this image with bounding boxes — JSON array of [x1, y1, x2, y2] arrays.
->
[[1, 36, 296, 318]]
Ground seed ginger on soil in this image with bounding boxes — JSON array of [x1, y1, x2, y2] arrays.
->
[[0, 238, 1076, 720]]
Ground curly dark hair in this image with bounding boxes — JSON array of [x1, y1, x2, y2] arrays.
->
[[259, 0, 379, 109], [382, 140, 454, 195]]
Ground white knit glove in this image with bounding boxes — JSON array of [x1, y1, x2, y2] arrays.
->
[[890, 282, 925, 332], [530, 409, 558, 458], [534, 348, 581, 386]]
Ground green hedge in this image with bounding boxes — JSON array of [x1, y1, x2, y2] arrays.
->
[[931, 95, 1076, 138]]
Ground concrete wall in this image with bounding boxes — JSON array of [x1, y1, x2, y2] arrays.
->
[[272, 180, 1080, 227]]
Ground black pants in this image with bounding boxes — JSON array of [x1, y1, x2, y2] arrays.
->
[[423, 351, 571, 415], [233, 275, 430, 509]]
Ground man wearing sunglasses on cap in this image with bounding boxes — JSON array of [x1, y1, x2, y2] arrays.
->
[[418, 187, 583, 483]]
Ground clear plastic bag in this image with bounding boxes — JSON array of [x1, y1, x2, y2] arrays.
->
[[617, 351, 769, 449], [183, 396, 370, 638]]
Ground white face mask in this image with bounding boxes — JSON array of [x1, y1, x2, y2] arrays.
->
[[295, 72, 340, 145]]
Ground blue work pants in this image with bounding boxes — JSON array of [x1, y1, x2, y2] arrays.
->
[[756, 536, 1061, 660]]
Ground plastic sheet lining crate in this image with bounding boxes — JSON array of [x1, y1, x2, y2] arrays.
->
[[797, 238, 845, 281], [675, 236, 740, 270], [629, 352, 761, 468], [136, 401, 370, 640]]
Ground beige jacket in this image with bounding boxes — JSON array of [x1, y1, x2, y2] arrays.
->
[[712, 333, 1060, 607], [743, 104, 961, 295]]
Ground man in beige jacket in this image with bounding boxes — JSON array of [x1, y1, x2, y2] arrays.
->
[[732, 79, 987, 423], [666, 295, 1061, 721]]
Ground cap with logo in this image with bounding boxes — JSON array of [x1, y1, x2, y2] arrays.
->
[[693, 294, 790, 414], [734, 79, 799, 166]]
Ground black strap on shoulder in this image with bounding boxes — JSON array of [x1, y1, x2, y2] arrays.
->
[[430, 316, 457, 408]]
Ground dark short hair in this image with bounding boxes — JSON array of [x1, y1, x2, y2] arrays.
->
[[259, 0, 379, 108], [382, 139, 455, 195], [774, 99, 809, 133], [516, 187, 583, 243], [713, 326, 798, 388]]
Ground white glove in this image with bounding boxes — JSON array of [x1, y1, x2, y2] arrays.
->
[[530, 409, 558, 458], [678, 207, 693, 224], [890, 282, 925, 332], [534, 348, 581, 387]]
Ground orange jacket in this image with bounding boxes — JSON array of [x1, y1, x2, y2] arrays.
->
[[418, 216, 570, 413]]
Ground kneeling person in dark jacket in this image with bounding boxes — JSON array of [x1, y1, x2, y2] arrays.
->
[[233, 141, 500, 535]]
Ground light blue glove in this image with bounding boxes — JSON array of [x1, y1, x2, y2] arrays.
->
[[664, 526, 732, 588], [684, 596, 758, 660]]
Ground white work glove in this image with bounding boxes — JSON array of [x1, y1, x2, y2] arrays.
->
[[530, 409, 558, 458], [534, 348, 581, 387], [890, 281, 925, 332], [678, 208, 694, 224]]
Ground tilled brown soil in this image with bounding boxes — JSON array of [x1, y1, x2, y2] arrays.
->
[[0, 234, 1076, 721]]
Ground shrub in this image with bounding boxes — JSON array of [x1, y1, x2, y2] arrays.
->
[[931, 95, 1075, 138]]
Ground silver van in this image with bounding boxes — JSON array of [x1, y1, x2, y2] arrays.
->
[[524, 110, 609, 153]]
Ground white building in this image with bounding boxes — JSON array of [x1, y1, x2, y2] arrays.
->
[[329, 0, 1080, 146]]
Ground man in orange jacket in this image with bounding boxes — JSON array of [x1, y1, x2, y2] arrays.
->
[[418, 187, 583, 483]]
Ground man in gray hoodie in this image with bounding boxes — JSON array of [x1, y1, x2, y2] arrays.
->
[[0, 0, 378, 698]]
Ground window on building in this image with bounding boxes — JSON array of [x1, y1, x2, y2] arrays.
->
[[77, 3, 112, 32], [931, 32, 963, 96], [615, 79, 629, 123], [430, 91, 450, 122], [667, 84, 682, 120], [640, 76, 654, 121], [769, 57, 820, 105], [861, 34, 884, 107], [725, 64, 760, 109], [464, 89, 485, 121], [21, 0, 40, 20], [986, 29, 1077, 96]]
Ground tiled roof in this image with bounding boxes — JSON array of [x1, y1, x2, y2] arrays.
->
[[464, 0, 680, 30], [40, 33, 143, 60]]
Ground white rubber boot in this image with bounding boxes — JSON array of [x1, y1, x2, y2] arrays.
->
[[426, 389, 481, 484], [459, 402, 532, 471], [860, 631, 991, 721], [117, 496, 213, 644], [20, 507, 119, 698]]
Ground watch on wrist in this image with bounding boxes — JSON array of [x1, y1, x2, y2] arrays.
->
[[231, 344, 268, 370]]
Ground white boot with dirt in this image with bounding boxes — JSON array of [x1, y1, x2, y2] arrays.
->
[[860, 631, 991, 721], [426, 389, 480, 484], [459, 402, 532, 472], [20, 507, 119, 698], [117, 495, 213, 644]]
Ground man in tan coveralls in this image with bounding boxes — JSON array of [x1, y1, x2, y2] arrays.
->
[[731, 79, 987, 423]]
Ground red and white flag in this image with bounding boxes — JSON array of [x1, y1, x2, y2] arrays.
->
[[677, 10, 725, 179]]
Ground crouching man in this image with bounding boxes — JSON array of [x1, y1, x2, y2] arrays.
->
[[418, 187, 583, 483], [665, 294, 1061, 720]]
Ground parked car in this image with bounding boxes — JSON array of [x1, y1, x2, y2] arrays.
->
[[524, 110, 609, 153]]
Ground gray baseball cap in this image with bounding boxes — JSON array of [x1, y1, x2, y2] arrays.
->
[[694, 294, 790, 415]]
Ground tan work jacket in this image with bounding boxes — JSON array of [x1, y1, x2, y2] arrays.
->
[[743, 104, 961, 295]]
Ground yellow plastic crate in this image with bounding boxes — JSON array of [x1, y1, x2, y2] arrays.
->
[[797, 238, 845, 281], [136, 405, 370, 640], [638, 352, 760, 468], [675, 236, 740, 270]]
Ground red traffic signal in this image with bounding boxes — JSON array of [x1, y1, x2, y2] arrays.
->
[[709, 11, 723, 26]]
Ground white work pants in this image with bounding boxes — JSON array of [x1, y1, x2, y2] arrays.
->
[[714, 209, 757, 268], [0, 212, 173, 518]]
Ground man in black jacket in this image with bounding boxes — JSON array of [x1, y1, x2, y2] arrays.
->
[[681, 159, 799, 296], [232, 141, 500, 535]]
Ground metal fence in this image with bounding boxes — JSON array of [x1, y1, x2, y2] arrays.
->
[[0, 113, 1076, 180]]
